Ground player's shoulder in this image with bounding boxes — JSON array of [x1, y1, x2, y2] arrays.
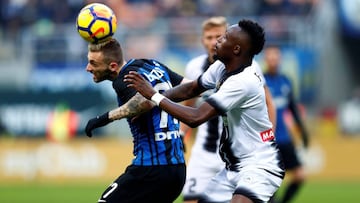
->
[[186, 54, 208, 69], [228, 64, 262, 89], [277, 73, 291, 82], [205, 60, 225, 75], [251, 59, 261, 71], [123, 59, 173, 75], [187, 54, 208, 64], [185, 54, 209, 79], [281, 74, 292, 86]]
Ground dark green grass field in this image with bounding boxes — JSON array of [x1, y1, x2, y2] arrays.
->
[[1, 180, 359, 203]]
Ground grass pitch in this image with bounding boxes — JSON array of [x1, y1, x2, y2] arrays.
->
[[0, 180, 359, 203]]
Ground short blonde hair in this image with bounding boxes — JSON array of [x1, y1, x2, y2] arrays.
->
[[201, 16, 228, 32], [88, 38, 124, 65]]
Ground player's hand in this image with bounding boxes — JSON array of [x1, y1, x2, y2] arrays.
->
[[124, 71, 157, 100], [85, 112, 112, 137]]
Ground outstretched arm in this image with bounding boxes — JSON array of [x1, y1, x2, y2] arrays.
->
[[108, 76, 192, 120], [125, 71, 218, 128], [163, 79, 205, 102], [85, 92, 155, 137]]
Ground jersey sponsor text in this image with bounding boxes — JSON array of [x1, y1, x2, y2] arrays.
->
[[155, 130, 181, 141], [260, 129, 275, 142]]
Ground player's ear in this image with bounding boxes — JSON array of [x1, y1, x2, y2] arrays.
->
[[233, 44, 241, 55], [109, 62, 118, 71]]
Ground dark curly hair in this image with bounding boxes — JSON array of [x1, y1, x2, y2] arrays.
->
[[238, 19, 265, 56]]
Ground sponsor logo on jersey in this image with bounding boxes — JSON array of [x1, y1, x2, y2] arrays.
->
[[155, 130, 181, 141], [260, 128, 274, 142]]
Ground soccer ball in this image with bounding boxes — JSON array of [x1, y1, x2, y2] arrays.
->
[[76, 3, 117, 44]]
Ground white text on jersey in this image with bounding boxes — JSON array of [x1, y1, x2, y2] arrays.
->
[[260, 128, 275, 142], [143, 67, 165, 82], [155, 130, 181, 141]]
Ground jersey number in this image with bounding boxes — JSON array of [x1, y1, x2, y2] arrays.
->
[[101, 182, 118, 200], [188, 178, 197, 193], [153, 82, 179, 128]]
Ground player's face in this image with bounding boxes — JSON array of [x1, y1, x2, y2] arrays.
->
[[86, 51, 112, 83], [264, 47, 281, 74], [214, 25, 238, 62], [202, 26, 226, 60]]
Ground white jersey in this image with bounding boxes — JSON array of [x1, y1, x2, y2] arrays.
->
[[199, 60, 283, 173], [185, 54, 223, 154], [184, 55, 265, 155], [182, 55, 224, 200], [182, 56, 277, 200]]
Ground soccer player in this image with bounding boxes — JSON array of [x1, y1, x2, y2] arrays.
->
[[263, 45, 309, 203], [84, 38, 186, 203], [180, 16, 277, 203], [125, 19, 285, 203]]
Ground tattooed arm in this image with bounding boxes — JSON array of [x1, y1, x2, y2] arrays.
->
[[85, 93, 155, 137], [109, 92, 155, 120]]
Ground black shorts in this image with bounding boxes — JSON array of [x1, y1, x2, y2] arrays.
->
[[277, 142, 302, 170], [98, 164, 186, 203]]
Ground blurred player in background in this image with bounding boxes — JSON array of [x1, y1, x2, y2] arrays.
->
[[125, 19, 284, 203], [180, 16, 227, 203], [263, 45, 310, 203], [84, 38, 186, 203], [181, 17, 277, 203]]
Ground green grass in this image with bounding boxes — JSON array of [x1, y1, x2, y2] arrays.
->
[[0, 182, 105, 203], [0, 180, 359, 203], [281, 180, 360, 203]]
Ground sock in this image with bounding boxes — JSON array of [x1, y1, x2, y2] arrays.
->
[[281, 182, 302, 203]]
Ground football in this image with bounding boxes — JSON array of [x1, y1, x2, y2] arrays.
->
[[76, 3, 117, 44]]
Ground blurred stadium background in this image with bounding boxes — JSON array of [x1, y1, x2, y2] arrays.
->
[[1, 0, 360, 202]]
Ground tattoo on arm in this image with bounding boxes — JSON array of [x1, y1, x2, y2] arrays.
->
[[108, 93, 155, 120]]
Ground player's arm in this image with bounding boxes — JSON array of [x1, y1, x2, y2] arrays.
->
[[178, 97, 197, 152], [264, 86, 277, 130], [109, 92, 154, 120], [85, 93, 155, 137], [162, 79, 205, 102], [288, 92, 309, 148], [179, 98, 197, 134], [125, 71, 216, 127], [159, 99, 218, 128]]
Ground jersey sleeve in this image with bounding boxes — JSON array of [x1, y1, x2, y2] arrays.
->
[[164, 66, 184, 87], [113, 66, 138, 104], [198, 60, 224, 90]]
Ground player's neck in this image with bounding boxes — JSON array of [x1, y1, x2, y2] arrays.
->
[[225, 58, 252, 73], [118, 61, 127, 72]]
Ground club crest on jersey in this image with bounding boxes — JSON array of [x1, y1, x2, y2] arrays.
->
[[260, 128, 275, 142]]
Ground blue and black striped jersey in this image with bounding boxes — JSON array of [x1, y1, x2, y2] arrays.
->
[[264, 73, 293, 144], [112, 59, 185, 166]]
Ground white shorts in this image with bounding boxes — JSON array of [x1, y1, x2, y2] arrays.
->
[[182, 147, 224, 200], [200, 166, 283, 203]]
